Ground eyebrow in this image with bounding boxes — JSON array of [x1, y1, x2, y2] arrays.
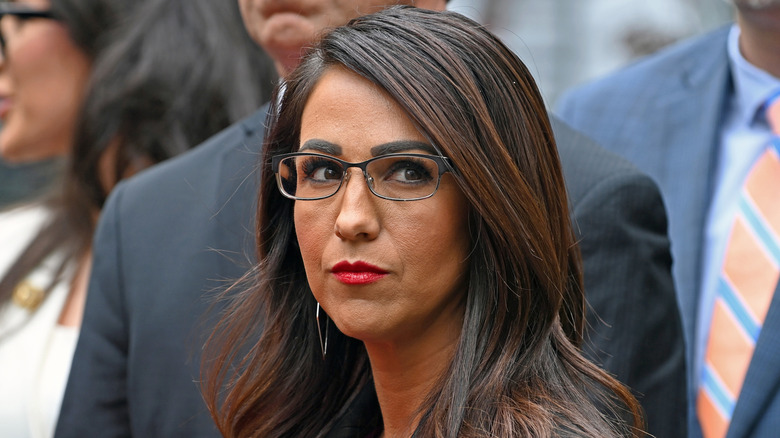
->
[[370, 141, 437, 156], [298, 139, 437, 157], [299, 139, 341, 155]]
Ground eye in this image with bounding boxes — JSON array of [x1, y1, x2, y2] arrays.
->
[[300, 157, 342, 182], [384, 159, 433, 184]]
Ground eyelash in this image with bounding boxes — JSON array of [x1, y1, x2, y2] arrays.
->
[[301, 157, 341, 179], [383, 160, 433, 183]]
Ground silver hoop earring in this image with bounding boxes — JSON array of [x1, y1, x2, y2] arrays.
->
[[316, 302, 329, 359]]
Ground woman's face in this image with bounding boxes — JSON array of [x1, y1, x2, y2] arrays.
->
[[294, 66, 471, 348], [0, 0, 91, 162]]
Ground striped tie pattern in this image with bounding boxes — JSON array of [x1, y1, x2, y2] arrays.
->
[[697, 92, 780, 438]]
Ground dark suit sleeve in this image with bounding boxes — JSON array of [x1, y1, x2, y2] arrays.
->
[[56, 184, 132, 438], [573, 170, 687, 438]]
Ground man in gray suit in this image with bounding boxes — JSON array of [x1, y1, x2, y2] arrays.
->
[[557, 1, 780, 437], [56, 1, 685, 437]]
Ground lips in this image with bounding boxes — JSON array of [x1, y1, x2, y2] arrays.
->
[[331, 261, 388, 285], [0, 97, 11, 121]]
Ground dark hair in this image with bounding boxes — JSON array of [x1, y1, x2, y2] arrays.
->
[[0, 0, 131, 319], [204, 6, 644, 438], [48, 0, 134, 58], [0, 0, 275, 324], [70, 0, 275, 208]]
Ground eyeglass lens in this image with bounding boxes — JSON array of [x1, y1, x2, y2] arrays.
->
[[277, 155, 442, 200]]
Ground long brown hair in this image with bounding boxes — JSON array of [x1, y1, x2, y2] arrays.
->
[[204, 6, 644, 437]]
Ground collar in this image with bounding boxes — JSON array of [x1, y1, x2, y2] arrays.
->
[[727, 24, 780, 128]]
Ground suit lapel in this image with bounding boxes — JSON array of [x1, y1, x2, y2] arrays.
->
[[625, 34, 730, 438], [661, 75, 730, 341], [649, 29, 732, 348]]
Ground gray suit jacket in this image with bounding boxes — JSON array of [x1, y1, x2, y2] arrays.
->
[[557, 25, 780, 438], [55, 106, 685, 437]]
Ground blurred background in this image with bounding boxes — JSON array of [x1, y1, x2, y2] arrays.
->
[[2, 0, 736, 208], [447, 0, 735, 105]]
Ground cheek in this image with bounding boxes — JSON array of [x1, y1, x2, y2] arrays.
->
[[0, 27, 90, 161], [392, 197, 471, 285], [238, 0, 262, 42], [294, 202, 331, 284]]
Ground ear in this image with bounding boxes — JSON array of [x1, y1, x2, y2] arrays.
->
[[413, 0, 447, 12]]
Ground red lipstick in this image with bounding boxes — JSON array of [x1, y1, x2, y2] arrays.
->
[[331, 261, 388, 285], [0, 98, 11, 121]]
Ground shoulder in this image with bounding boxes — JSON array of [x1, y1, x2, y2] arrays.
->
[[557, 25, 731, 112], [550, 116, 658, 209], [120, 106, 267, 197], [107, 105, 268, 218]]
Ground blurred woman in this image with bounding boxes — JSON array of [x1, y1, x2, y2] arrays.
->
[[204, 6, 644, 438], [0, 0, 273, 436]]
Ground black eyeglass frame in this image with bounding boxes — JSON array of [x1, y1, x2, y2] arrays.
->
[[271, 152, 453, 201], [0, 5, 57, 55]]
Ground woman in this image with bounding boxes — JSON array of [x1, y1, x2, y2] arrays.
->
[[0, 0, 273, 436], [204, 6, 644, 437]]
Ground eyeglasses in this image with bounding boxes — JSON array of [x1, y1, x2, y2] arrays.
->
[[272, 152, 452, 201], [0, 4, 57, 58]]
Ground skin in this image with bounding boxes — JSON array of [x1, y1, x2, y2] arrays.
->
[[236, 1, 445, 435], [732, 0, 780, 77], [0, 0, 93, 327], [0, 0, 91, 162], [735, 0, 780, 8], [0, 1, 143, 328], [237, 0, 445, 77], [294, 66, 470, 437]]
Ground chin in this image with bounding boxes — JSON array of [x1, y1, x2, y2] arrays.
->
[[736, 0, 780, 8], [331, 319, 374, 342], [0, 140, 24, 163], [330, 315, 389, 344]]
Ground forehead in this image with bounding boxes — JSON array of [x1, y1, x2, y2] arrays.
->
[[304, 67, 396, 118], [299, 67, 426, 154]]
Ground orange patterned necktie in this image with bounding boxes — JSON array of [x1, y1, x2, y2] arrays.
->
[[697, 92, 780, 438]]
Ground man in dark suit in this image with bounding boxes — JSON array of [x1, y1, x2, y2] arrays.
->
[[557, 2, 780, 437], [56, 1, 686, 437]]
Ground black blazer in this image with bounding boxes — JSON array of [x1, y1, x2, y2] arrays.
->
[[55, 108, 685, 437]]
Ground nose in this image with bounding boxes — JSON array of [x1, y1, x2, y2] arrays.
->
[[333, 168, 380, 241]]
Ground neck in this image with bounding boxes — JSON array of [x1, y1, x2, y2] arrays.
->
[[364, 324, 460, 438], [737, 8, 780, 78]]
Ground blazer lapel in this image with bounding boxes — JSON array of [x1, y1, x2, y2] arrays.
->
[[630, 34, 731, 438], [651, 29, 732, 346]]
